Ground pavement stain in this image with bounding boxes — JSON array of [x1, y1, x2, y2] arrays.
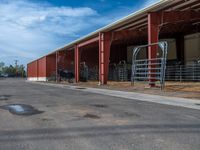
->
[[0, 95, 11, 101], [113, 111, 141, 119], [90, 104, 108, 108], [40, 118, 54, 122], [75, 87, 87, 90], [83, 113, 101, 119]]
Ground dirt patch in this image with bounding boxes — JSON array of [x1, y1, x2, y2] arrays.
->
[[83, 113, 100, 119]]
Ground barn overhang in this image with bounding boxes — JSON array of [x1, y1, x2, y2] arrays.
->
[[27, 0, 200, 85]]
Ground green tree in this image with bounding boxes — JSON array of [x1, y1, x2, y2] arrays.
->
[[0, 62, 5, 73], [18, 65, 26, 77], [3, 65, 16, 76]]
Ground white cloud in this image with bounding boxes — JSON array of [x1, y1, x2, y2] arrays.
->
[[0, 0, 158, 66], [143, 0, 159, 7], [0, 0, 99, 65]]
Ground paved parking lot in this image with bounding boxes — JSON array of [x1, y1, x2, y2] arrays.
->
[[0, 78, 200, 150]]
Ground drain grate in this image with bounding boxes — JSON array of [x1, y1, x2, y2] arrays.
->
[[83, 113, 100, 119], [0, 104, 44, 116], [90, 104, 108, 108]]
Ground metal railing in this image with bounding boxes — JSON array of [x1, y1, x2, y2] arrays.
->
[[132, 58, 164, 82], [108, 62, 200, 83], [166, 64, 200, 81], [108, 61, 132, 81]]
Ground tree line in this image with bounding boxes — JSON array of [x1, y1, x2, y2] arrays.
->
[[0, 62, 26, 77]]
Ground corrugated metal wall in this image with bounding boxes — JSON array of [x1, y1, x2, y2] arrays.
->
[[58, 51, 67, 70], [46, 54, 56, 77], [38, 57, 47, 77], [57, 50, 74, 71], [27, 61, 37, 77]]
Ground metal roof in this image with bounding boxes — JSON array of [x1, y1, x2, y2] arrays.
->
[[28, 0, 199, 64]]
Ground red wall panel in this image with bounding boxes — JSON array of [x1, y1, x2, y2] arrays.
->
[[57, 51, 67, 70], [27, 61, 37, 77], [46, 54, 56, 77], [38, 57, 46, 77], [57, 50, 74, 71]]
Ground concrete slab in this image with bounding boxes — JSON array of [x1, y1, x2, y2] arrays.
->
[[28, 81, 200, 110]]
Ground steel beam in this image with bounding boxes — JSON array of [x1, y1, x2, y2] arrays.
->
[[74, 45, 80, 83], [162, 10, 200, 24], [113, 29, 145, 41], [36, 60, 38, 81], [78, 36, 99, 48], [99, 32, 112, 85], [56, 52, 58, 82], [148, 12, 160, 87], [176, 34, 185, 65]]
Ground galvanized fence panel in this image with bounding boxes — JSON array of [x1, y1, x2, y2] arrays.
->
[[131, 42, 168, 90], [165, 64, 200, 81]]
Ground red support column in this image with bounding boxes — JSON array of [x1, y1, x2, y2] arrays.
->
[[99, 32, 112, 85], [56, 51, 58, 82], [148, 12, 161, 87], [36, 60, 38, 81], [74, 45, 80, 83]]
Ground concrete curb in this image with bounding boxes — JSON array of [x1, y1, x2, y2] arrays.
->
[[27, 81, 200, 110]]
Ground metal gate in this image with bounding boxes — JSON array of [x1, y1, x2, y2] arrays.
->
[[131, 42, 168, 90]]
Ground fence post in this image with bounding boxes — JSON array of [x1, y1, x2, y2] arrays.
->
[[180, 65, 182, 82], [193, 64, 195, 81]]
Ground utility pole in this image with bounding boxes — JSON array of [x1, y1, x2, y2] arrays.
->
[[14, 60, 18, 77]]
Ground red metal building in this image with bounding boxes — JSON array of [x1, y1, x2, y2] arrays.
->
[[27, 0, 200, 86]]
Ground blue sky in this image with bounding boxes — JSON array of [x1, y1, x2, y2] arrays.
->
[[0, 0, 159, 66]]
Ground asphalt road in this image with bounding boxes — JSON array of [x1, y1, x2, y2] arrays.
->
[[0, 78, 200, 150]]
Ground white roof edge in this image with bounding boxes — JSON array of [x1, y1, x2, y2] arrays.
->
[[30, 0, 173, 63]]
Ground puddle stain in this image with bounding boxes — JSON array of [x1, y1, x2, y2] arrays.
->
[[41, 118, 54, 122], [83, 113, 101, 119], [0, 104, 44, 116], [90, 104, 108, 108], [0, 95, 11, 101], [75, 87, 86, 90]]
